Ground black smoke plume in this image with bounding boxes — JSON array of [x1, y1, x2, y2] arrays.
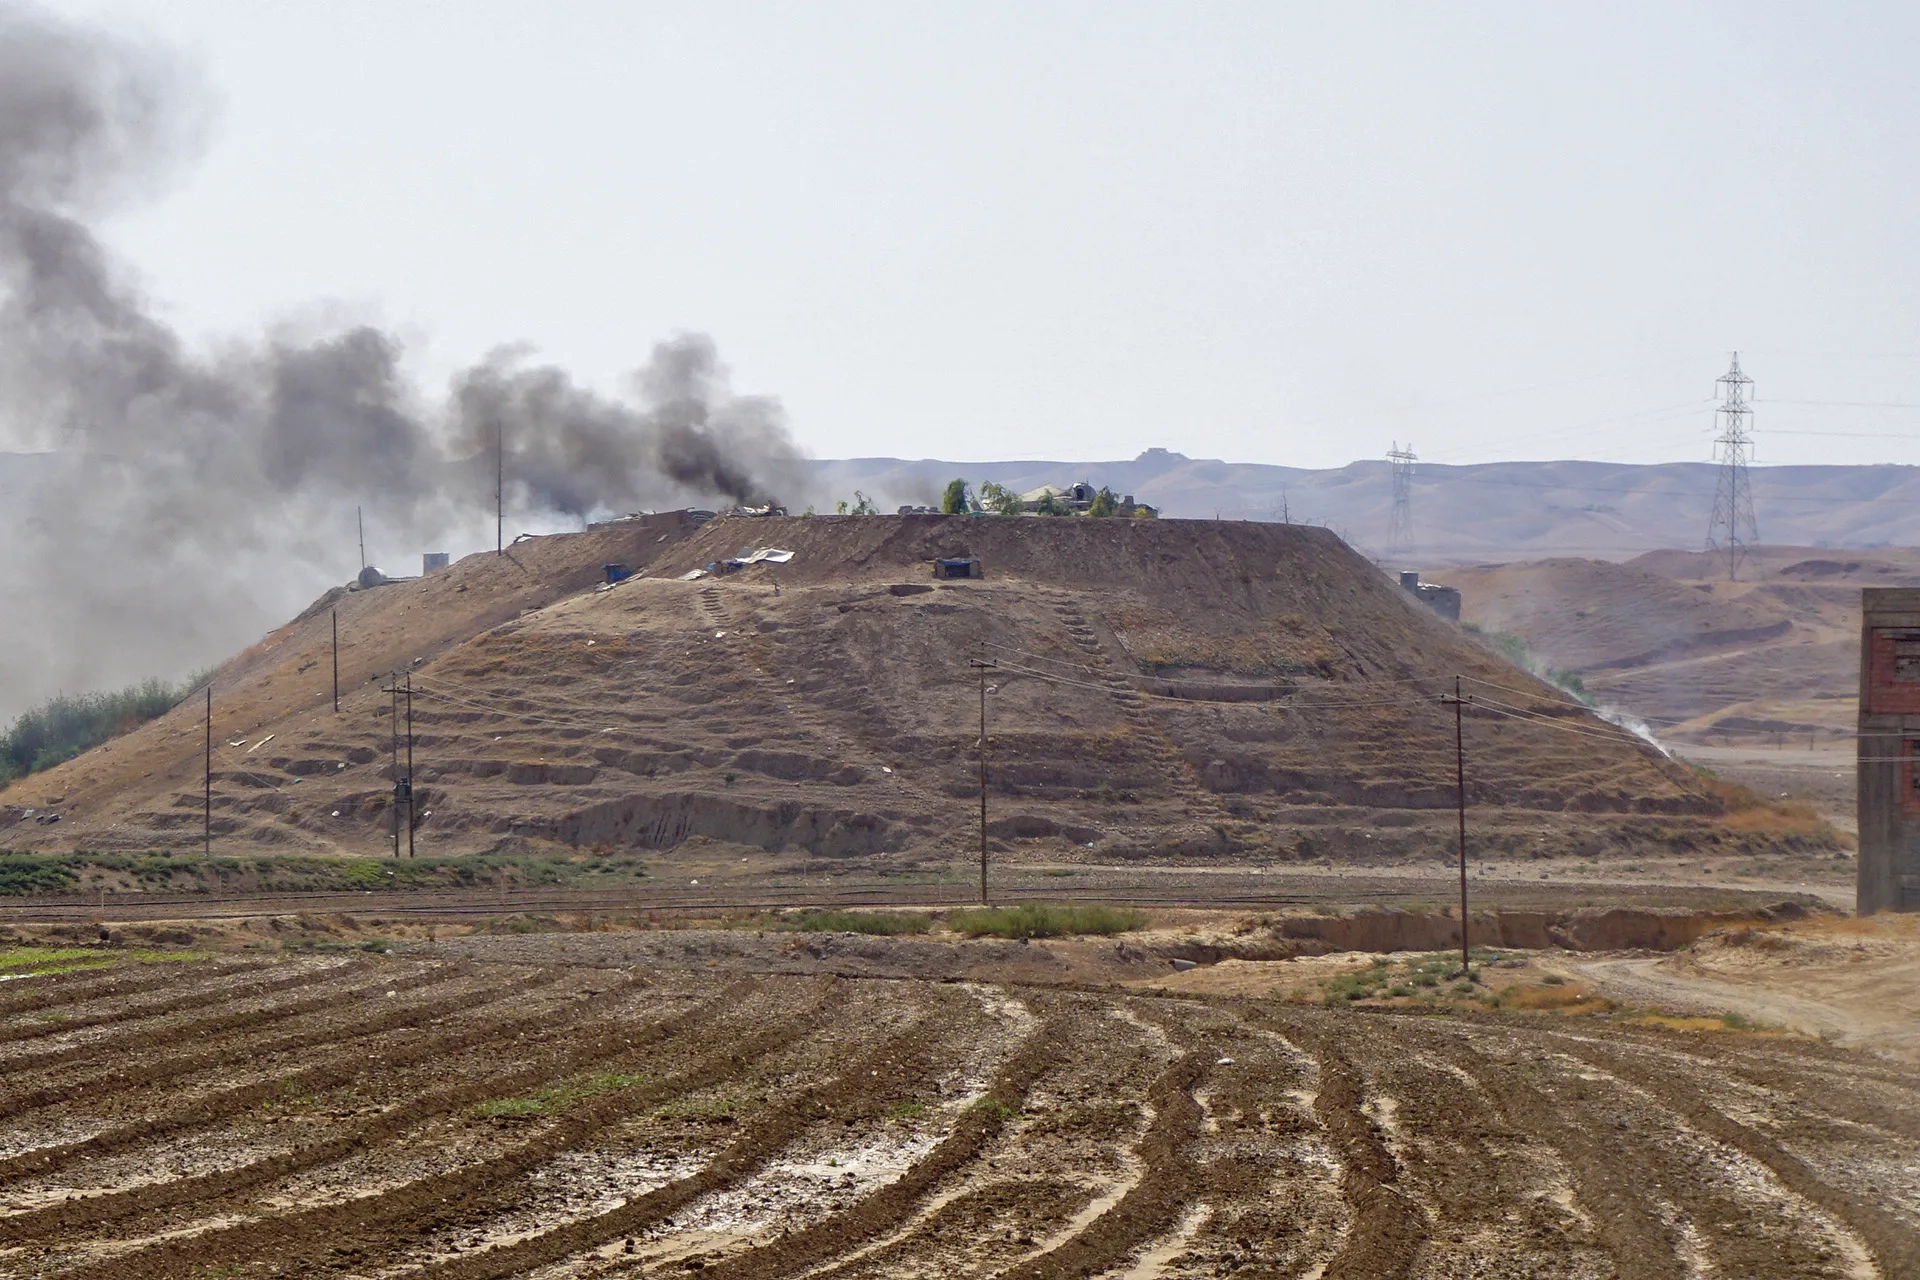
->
[[0, 2, 806, 713]]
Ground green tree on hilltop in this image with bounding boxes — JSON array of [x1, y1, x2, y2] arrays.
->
[[1087, 486, 1120, 517], [941, 478, 971, 514], [978, 481, 1022, 515]]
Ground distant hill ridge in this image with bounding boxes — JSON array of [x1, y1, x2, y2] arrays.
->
[[810, 451, 1920, 563]]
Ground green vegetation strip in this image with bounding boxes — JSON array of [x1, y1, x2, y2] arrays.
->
[[473, 1071, 650, 1119], [0, 848, 648, 897], [0, 945, 207, 977], [785, 910, 931, 936], [945, 903, 1145, 939]]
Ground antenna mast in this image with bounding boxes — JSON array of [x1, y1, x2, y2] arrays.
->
[[1704, 353, 1758, 581], [1385, 441, 1417, 559], [496, 420, 504, 556], [357, 506, 366, 572]]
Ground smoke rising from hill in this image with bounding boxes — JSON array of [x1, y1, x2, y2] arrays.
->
[[0, 2, 805, 714]]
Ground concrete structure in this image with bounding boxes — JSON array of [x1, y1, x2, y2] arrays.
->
[[1398, 570, 1462, 621], [422, 552, 451, 574], [1858, 588, 1920, 913]]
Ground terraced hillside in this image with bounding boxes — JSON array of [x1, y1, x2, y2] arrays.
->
[[0, 944, 1911, 1278], [1, 516, 1794, 868]]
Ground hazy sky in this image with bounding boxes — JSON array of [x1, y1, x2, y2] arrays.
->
[[40, 0, 1920, 471]]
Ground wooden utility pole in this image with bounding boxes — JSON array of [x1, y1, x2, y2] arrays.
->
[[331, 610, 340, 713], [496, 420, 504, 555], [404, 670, 415, 859], [969, 659, 997, 904], [1441, 676, 1471, 978], [203, 684, 212, 858], [389, 672, 400, 859], [357, 506, 366, 571]]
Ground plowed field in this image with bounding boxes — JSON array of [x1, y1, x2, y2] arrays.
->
[[0, 946, 1913, 1279]]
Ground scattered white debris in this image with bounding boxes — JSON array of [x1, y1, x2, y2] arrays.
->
[[1216, 1056, 1235, 1066], [678, 568, 709, 581], [246, 734, 275, 754], [690, 878, 699, 885], [336, 762, 347, 770], [715, 630, 727, 639], [881, 766, 893, 774], [330, 810, 340, 817], [586, 639, 596, 646]]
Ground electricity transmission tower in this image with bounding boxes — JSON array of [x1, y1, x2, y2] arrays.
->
[[1385, 442, 1417, 559], [1704, 353, 1758, 581]]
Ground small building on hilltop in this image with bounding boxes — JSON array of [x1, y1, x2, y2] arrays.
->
[[1398, 570, 1462, 621]]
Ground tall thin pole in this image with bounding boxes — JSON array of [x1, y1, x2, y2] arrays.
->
[[969, 659, 996, 904], [358, 506, 366, 571], [496, 420, 504, 556], [203, 684, 212, 858], [331, 610, 340, 714], [1452, 675, 1470, 977], [404, 670, 415, 859], [390, 673, 400, 859]]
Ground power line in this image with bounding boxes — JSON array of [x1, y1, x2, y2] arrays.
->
[[1759, 398, 1920, 409], [1704, 353, 1759, 582], [1385, 442, 1416, 559]]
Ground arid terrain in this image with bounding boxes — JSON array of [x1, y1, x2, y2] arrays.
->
[[0, 518, 1840, 879], [0, 517, 1906, 1276], [0, 905, 1914, 1280], [1447, 546, 1920, 843], [1451, 545, 1920, 745]]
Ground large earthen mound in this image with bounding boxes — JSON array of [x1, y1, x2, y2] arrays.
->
[[3, 515, 1776, 864]]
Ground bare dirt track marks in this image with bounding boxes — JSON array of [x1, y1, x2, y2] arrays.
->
[[0, 959, 462, 1116], [50, 978, 853, 1280], [651, 1006, 1070, 1280], [0, 959, 339, 1046], [0, 966, 577, 1188], [1254, 1014, 1423, 1280], [1546, 1032, 1916, 1278], [0, 959, 270, 1021], [2, 951, 1916, 1279], [2, 974, 737, 1253], [0, 958, 387, 1072]]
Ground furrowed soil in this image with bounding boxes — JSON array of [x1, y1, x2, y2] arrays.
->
[[0, 932, 1913, 1279]]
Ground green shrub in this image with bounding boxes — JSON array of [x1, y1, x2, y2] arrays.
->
[[788, 910, 931, 936], [945, 903, 1145, 939], [0, 855, 79, 896], [0, 672, 211, 784]]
